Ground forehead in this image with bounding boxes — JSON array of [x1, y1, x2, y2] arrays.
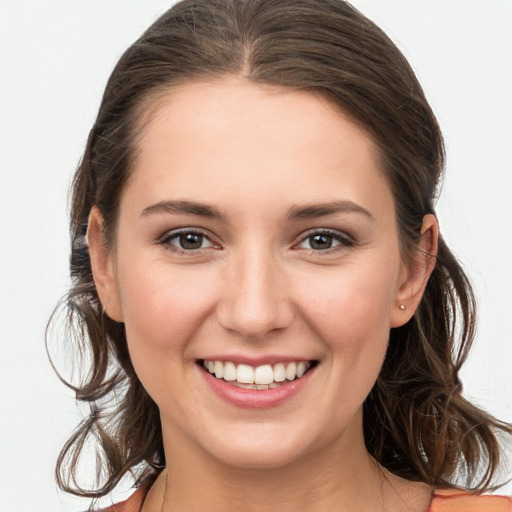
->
[[136, 77, 374, 162], [126, 77, 394, 223]]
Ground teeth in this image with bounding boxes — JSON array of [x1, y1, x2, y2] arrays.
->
[[285, 362, 297, 381], [237, 364, 254, 384], [202, 359, 312, 386], [254, 364, 274, 385], [214, 361, 224, 379], [296, 361, 308, 378], [231, 382, 269, 390], [273, 363, 286, 382], [223, 361, 237, 381]]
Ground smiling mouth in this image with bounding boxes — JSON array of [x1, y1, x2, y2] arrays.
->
[[199, 359, 317, 390]]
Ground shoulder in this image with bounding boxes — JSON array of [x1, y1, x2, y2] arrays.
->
[[97, 488, 146, 512], [94, 487, 512, 512], [430, 489, 512, 512]]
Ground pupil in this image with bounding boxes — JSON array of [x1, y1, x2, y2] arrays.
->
[[310, 234, 332, 250], [180, 233, 202, 249]]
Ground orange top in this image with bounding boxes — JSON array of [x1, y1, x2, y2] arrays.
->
[[99, 488, 145, 512], [101, 488, 512, 511], [429, 490, 512, 511]]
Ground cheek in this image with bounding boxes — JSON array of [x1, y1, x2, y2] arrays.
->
[[298, 260, 400, 349], [115, 261, 218, 359], [114, 262, 222, 411], [296, 264, 398, 421]]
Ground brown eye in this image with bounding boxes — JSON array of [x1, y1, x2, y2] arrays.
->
[[309, 234, 334, 250], [179, 233, 204, 250], [160, 229, 216, 252], [296, 229, 354, 252]]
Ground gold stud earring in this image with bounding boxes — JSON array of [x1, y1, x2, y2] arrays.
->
[[399, 304, 406, 311]]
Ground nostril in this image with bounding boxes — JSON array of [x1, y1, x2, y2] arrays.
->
[[216, 272, 294, 338]]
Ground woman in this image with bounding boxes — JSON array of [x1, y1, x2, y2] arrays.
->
[[51, 0, 512, 510]]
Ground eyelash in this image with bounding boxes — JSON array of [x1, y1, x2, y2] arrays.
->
[[158, 228, 218, 254], [293, 229, 355, 253], [158, 228, 355, 254]]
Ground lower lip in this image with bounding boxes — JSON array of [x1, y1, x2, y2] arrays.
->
[[198, 364, 315, 409]]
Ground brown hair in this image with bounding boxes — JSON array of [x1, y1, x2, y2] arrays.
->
[[49, 0, 511, 499]]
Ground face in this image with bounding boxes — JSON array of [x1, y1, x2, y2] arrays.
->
[[90, 77, 429, 470]]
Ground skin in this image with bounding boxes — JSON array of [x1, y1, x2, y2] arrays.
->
[[88, 77, 437, 511]]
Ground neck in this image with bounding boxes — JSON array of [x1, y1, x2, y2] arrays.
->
[[144, 421, 385, 512]]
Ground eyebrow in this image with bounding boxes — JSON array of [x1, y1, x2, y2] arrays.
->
[[287, 200, 375, 221], [140, 199, 374, 222], [140, 200, 225, 220]]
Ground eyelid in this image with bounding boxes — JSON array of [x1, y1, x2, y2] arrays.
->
[[156, 226, 355, 254], [158, 227, 221, 252], [293, 228, 356, 252]]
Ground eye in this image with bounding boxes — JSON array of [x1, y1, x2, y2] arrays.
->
[[296, 229, 354, 252], [159, 229, 217, 252]]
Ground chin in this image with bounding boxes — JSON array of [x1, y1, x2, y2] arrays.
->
[[197, 423, 323, 470], [212, 445, 307, 470]]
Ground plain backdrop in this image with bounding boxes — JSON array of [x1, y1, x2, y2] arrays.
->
[[0, 1, 511, 510]]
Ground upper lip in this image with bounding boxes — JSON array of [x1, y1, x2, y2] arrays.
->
[[197, 355, 317, 366]]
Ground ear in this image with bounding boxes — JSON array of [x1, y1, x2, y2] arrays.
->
[[87, 206, 124, 322], [391, 214, 438, 328]]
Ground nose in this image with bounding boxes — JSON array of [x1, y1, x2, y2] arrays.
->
[[217, 248, 294, 339]]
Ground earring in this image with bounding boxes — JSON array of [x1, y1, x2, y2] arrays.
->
[[399, 304, 406, 311]]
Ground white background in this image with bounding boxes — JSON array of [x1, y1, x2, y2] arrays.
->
[[0, 1, 511, 510]]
